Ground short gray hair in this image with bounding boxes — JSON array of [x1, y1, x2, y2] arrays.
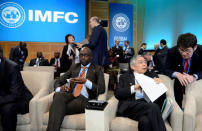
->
[[130, 55, 142, 67]]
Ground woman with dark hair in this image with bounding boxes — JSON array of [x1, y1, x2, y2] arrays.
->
[[60, 34, 79, 72]]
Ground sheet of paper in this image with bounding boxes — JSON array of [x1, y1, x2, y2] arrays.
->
[[135, 74, 168, 102]]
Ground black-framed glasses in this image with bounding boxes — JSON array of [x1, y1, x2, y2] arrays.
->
[[178, 47, 194, 54]]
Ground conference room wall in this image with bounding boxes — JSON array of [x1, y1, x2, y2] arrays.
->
[[0, 0, 146, 60]]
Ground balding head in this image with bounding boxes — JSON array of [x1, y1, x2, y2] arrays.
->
[[89, 16, 100, 28], [79, 47, 93, 66]]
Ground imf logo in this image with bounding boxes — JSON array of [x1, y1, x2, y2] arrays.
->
[[112, 13, 130, 32], [0, 2, 25, 28]]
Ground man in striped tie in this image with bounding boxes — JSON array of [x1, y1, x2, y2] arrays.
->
[[47, 47, 105, 131], [164, 33, 202, 108]]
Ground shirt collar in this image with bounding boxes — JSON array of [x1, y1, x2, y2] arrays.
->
[[81, 63, 91, 68]]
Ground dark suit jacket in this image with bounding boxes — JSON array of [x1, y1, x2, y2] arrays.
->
[[9, 46, 28, 64], [54, 63, 105, 99], [60, 45, 75, 72], [112, 46, 123, 62], [0, 58, 33, 106], [83, 25, 109, 66], [50, 58, 61, 67], [29, 58, 49, 66], [164, 45, 202, 79], [123, 47, 134, 63], [115, 71, 165, 115], [138, 48, 144, 55]]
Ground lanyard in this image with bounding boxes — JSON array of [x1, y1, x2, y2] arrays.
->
[[182, 56, 192, 74]]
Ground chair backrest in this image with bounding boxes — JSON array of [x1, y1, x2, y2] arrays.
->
[[98, 73, 109, 101], [159, 74, 175, 99], [119, 63, 129, 74], [186, 79, 202, 113], [21, 71, 52, 96]]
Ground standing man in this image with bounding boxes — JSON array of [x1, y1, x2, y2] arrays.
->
[[112, 39, 123, 63], [76, 16, 109, 66], [123, 40, 134, 63], [0, 45, 33, 131], [164, 33, 202, 107], [9, 42, 28, 70], [138, 43, 147, 55], [47, 47, 105, 131]]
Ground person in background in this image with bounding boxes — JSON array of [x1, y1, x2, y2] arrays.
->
[[112, 39, 123, 63], [164, 33, 202, 108], [50, 51, 61, 78], [76, 16, 110, 67], [142, 52, 157, 73], [115, 55, 166, 131], [0, 45, 33, 131], [9, 41, 28, 70], [61, 34, 79, 73], [46, 47, 105, 131], [29, 52, 49, 66], [123, 40, 134, 63], [138, 43, 147, 55]]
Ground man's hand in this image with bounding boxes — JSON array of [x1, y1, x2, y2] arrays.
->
[[153, 77, 162, 84], [61, 84, 70, 92], [70, 78, 87, 84], [183, 73, 195, 84], [133, 84, 141, 91], [176, 72, 190, 86], [75, 43, 82, 48], [69, 56, 73, 60]]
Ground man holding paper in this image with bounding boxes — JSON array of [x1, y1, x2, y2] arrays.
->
[[115, 55, 166, 131], [47, 47, 105, 131]]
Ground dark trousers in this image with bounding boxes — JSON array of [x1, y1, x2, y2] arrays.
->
[[47, 92, 88, 131], [0, 100, 30, 131], [174, 79, 184, 108], [124, 100, 166, 131]]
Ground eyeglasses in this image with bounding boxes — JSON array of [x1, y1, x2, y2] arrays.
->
[[178, 48, 194, 54], [79, 54, 90, 57]]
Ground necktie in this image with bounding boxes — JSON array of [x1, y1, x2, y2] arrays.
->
[[73, 66, 87, 97], [184, 59, 189, 72], [55, 59, 58, 67]]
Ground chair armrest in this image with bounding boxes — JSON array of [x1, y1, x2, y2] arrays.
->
[[183, 95, 196, 131], [29, 86, 50, 130], [169, 98, 183, 131], [37, 92, 54, 131], [106, 96, 119, 122]]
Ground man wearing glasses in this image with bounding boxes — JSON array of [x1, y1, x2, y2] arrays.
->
[[164, 33, 202, 108]]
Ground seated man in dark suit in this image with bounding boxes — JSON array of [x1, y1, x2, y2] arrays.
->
[[115, 55, 166, 131], [29, 51, 49, 66], [47, 47, 105, 131], [50, 51, 61, 78], [9, 41, 28, 70], [164, 33, 202, 108], [0, 45, 33, 131]]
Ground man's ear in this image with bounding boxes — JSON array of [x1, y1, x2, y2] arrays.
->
[[194, 45, 197, 51]]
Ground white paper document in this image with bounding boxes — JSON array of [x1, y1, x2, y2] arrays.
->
[[135, 74, 168, 102]]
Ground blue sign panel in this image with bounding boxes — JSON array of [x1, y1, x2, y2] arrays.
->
[[0, 0, 86, 42], [109, 3, 133, 49]]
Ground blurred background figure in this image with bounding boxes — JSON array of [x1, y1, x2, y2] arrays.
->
[[9, 41, 28, 70], [50, 51, 61, 78], [61, 34, 79, 73], [123, 40, 134, 63], [142, 52, 157, 73], [112, 39, 123, 63], [138, 43, 147, 55], [29, 51, 49, 66]]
